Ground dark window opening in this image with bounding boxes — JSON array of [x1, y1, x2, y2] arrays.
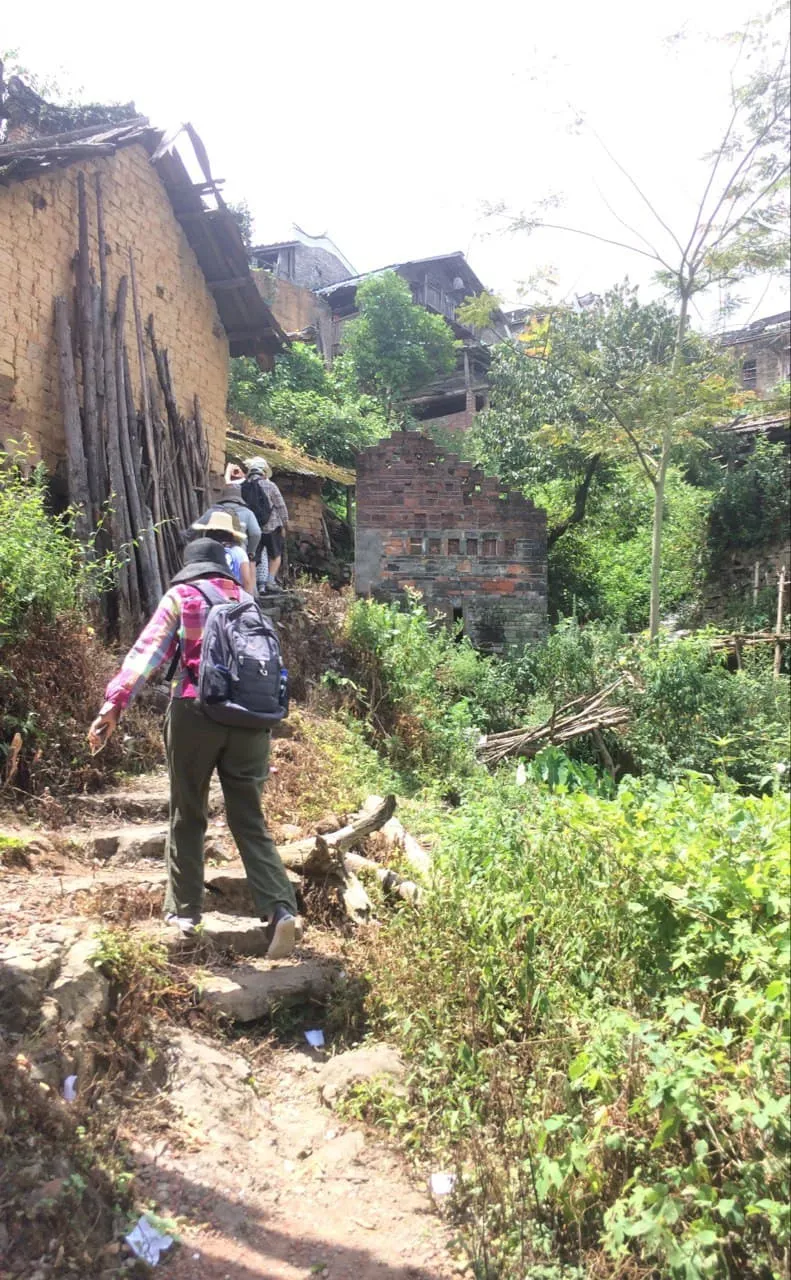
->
[[409, 536, 423, 555], [504, 538, 516, 557], [483, 537, 497, 557], [428, 537, 441, 554], [466, 538, 478, 556], [742, 358, 758, 390], [448, 538, 460, 555]]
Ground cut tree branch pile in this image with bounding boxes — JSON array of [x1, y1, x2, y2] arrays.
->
[[478, 678, 631, 766]]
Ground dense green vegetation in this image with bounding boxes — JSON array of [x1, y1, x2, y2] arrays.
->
[[229, 344, 387, 468], [229, 269, 459, 465], [338, 595, 790, 1279]]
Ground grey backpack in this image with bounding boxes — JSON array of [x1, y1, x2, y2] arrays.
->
[[192, 582, 287, 727]]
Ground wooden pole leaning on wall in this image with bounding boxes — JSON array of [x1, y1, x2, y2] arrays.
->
[[774, 566, 787, 678], [129, 246, 169, 587], [75, 172, 102, 518], [95, 173, 133, 636], [54, 296, 92, 548]]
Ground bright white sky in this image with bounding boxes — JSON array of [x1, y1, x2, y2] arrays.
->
[[6, 0, 790, 330]]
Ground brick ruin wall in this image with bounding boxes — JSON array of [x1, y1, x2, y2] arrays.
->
[[0, 144, 229, 478], [355, 432, 547, 650]]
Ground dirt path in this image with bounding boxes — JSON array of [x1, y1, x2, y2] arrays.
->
[[0, 763, 460, 1280]]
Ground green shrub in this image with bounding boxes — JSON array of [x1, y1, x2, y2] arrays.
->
[[344, 594, 522, 777], [0, 457, 103, 639], [365, 771, 790, 1278], [506, 620, 789, 792], [707, 437, 790, 558]]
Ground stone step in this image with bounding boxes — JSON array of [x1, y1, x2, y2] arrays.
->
[[205, 865, 302, 915], [69, 776, 224, 823], [65, 824, 230, 866], [198, 957, 339, 1022], [143, 911, 279, 958]]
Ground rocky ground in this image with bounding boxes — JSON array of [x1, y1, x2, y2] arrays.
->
[[0, 736, 460, 1280]]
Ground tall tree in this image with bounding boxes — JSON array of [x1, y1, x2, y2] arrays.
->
[[343, 272, 457, 425], [497, 18, 790, 636]]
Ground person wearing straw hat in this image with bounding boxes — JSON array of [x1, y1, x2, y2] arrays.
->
[[87, 536, 301, 958], [190, 507, 256, 596]]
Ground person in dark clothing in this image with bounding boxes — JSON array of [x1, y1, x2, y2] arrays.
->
[[87, 537, 301, 957]]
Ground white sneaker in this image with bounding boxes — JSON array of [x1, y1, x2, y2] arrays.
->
[[165, 913, 198, 937]]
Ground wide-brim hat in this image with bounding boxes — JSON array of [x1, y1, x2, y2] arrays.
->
[[191, 507, 245, 543], [171, 537, 237, 585]]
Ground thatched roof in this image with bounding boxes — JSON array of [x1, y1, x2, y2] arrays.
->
[[227, 413, 355, 486]]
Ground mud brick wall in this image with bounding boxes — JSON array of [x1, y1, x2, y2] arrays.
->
[[355, 431, 547, 651], [0, 144, 229, 475], [274, 472, 328, 551]]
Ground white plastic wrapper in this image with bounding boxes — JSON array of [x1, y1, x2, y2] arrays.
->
[[124, 1216, 174, 1265], [429, 1172, 456, 1196]]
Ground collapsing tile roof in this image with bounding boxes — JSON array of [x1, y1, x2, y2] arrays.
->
[[0, 118, 288, 359]]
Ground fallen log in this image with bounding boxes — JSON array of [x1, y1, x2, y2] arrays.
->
[[277, 794, 396, 869], [344, 850, 422, 905], [360, 795, 432, 878]]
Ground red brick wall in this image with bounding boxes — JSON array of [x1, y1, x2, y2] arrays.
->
[[355, 431, 547, 650]]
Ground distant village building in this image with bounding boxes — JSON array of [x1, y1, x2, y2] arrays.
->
[[0, 87, 284, 482], [249, 239, 510, 434], [719, 312, 791, 396], [355, 431, 547, 651], [319, 253, 510, 434], [248, 227, 353, 364]]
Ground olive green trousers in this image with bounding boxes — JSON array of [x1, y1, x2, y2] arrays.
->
[[163, 698, 297, 922]]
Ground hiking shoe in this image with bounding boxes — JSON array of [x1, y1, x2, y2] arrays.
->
[[165, 913, 198, 937], [264, 906, 302, 959]]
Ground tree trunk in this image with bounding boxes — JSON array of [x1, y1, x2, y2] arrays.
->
[[648, 288, 690, 640], [648, 459, 667, 640]]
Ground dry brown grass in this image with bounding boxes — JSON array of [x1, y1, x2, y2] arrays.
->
[[0, 611, 163, 800]]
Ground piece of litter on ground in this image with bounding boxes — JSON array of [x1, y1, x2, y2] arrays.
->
[[515, 762, 527, 786], [62, 1075, 77, 1102], [429, 1172, 456, 1196], [304, 1029, 325, 1048], [124, 1216, 174, 1265]]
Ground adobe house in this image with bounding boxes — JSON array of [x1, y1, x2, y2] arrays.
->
[[0, 84, 285, 483], [318, 252, 510, 434], [355, 431, 547, 651]]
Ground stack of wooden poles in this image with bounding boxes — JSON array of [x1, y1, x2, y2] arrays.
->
[[55, 170, 211, 638]]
